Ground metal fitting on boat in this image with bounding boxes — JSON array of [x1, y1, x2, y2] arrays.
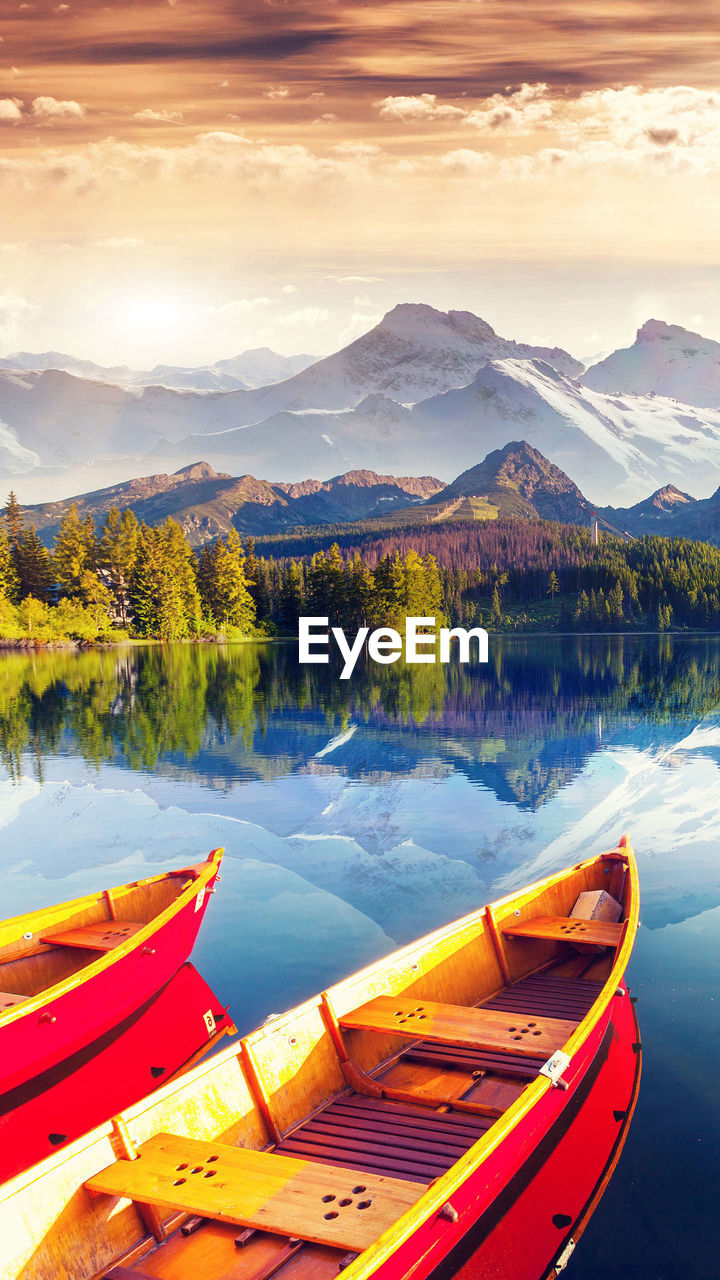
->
[[439, 1203, 459, 1223]]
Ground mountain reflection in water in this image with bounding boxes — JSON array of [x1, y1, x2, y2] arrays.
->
[[2, 635, 718, 809]]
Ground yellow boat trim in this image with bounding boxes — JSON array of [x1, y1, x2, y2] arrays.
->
[[0, 848, 223, 1029], [338, 843, 639, 1280]]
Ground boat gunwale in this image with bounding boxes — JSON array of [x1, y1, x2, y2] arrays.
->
[[0, 848, 223, 1030], [0, 840, 638, 1280], [338, 840, 640, 1280]]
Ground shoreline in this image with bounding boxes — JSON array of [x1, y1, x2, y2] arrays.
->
[[1, 628, 718, 653]]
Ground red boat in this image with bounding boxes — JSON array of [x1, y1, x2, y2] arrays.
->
[[0, 961, 236, 1183], [0, 848, 222, 1097], [0, 838, 639, 1280]]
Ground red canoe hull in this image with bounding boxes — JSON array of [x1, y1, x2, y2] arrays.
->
[[373, 983, 640, 1280], [0, 867, 219, 1097], [0, 962, 231, 1182]]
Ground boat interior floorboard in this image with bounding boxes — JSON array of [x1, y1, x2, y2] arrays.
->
[[99, 967, 614, 1280], [276, 1094, 493, 1185], [112, 1221, 344, 1280]]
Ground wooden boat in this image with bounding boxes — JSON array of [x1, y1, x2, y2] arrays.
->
[[0, 848, 223, 1098], [0, 961, 236, 1183], [0, 837, 639, 1280]]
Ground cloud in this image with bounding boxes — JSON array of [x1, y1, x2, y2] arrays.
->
[[31, 95, 85, 121], [337, 312, 382, 346], [0, 130, 376, 193], [463, 83, 553, 132], [279, 306, 329, 328], [0, 99, 23, 124], [330, 141, 381, 158], [93, 237, 144, 248], [280, 284, 298, 295], [203, 296, 273, 317], [0, 291, 38, 339], [374, 82, 720, 175], [263, 85, 290, 100], [326, 275, 384, 284], [133, 108, 185, 124], [376, 93, 466, 123], [439, 148, 493, 172]]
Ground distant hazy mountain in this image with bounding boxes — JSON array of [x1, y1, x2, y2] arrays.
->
[[27, 463, 443, 546], [582, 320, 720, 410], [0, 351, 136, 382], [598, 484, 694, 534], [598, 481, 720, 544], [0, 347, 315, 393]]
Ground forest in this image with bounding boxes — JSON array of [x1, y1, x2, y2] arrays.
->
[[3, 492, 720, 642]]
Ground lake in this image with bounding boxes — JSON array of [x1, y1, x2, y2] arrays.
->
[[2, 635, 719, 1279]]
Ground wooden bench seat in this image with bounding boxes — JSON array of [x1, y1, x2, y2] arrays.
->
[[40, 921, 145, 952], [338, 995, 575, 1060], [86, 1132, 420, 1252], [0, 991, 26, 1011], [502, 916, 623, 949]]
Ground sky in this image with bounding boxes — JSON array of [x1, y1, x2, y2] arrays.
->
[[1, 0, 720, 366]]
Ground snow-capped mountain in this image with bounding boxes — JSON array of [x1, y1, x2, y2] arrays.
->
[[147, 356, 720, 505], [581, 319, 720, 409], [230, 303, 583, 419], [7, 304, 720, 507], [0, 347, 315, 394]]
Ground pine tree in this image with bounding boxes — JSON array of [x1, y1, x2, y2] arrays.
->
[[78, 570, 113, 630], [372, 552, 406, 627], [4, 491, 24, 550], [54, 505, 91, 598], [198, 530, 255, 632], [16, 525, 54, 602], [307, 543, 345, 621], [100, 507, 139, 627], [344, 554, 373, 629], [0, 525, 19, 602], [609, 580, 624, 625], [547, 570, 559, 599], [490, 582, 502, 623], [279, 560, 305, 630], [156, 519, 202, 640]]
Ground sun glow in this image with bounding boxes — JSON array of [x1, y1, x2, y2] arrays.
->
[[129, 297, 182, 330]]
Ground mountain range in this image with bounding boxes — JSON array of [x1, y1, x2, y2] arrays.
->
[[26, 437, 720, 549], [5, 305, 720, 508], [28, 462, 444, 545], [0, 347, 315, 393]]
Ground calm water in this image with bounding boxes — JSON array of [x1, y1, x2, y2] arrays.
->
[[2, 636, 720, 1279]]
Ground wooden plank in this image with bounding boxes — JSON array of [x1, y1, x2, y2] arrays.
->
[[502, 916, 623, 948], [40, 921, 144, 952], [339, 995, 575, 1059], [86, 1133, 420, 1253], [0, 991, 26, 1010]]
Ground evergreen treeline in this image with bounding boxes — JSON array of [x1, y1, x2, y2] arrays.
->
[[248, 526, 720, 633], [0, 494, 256, 643], [5, 491, 720, 642]]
